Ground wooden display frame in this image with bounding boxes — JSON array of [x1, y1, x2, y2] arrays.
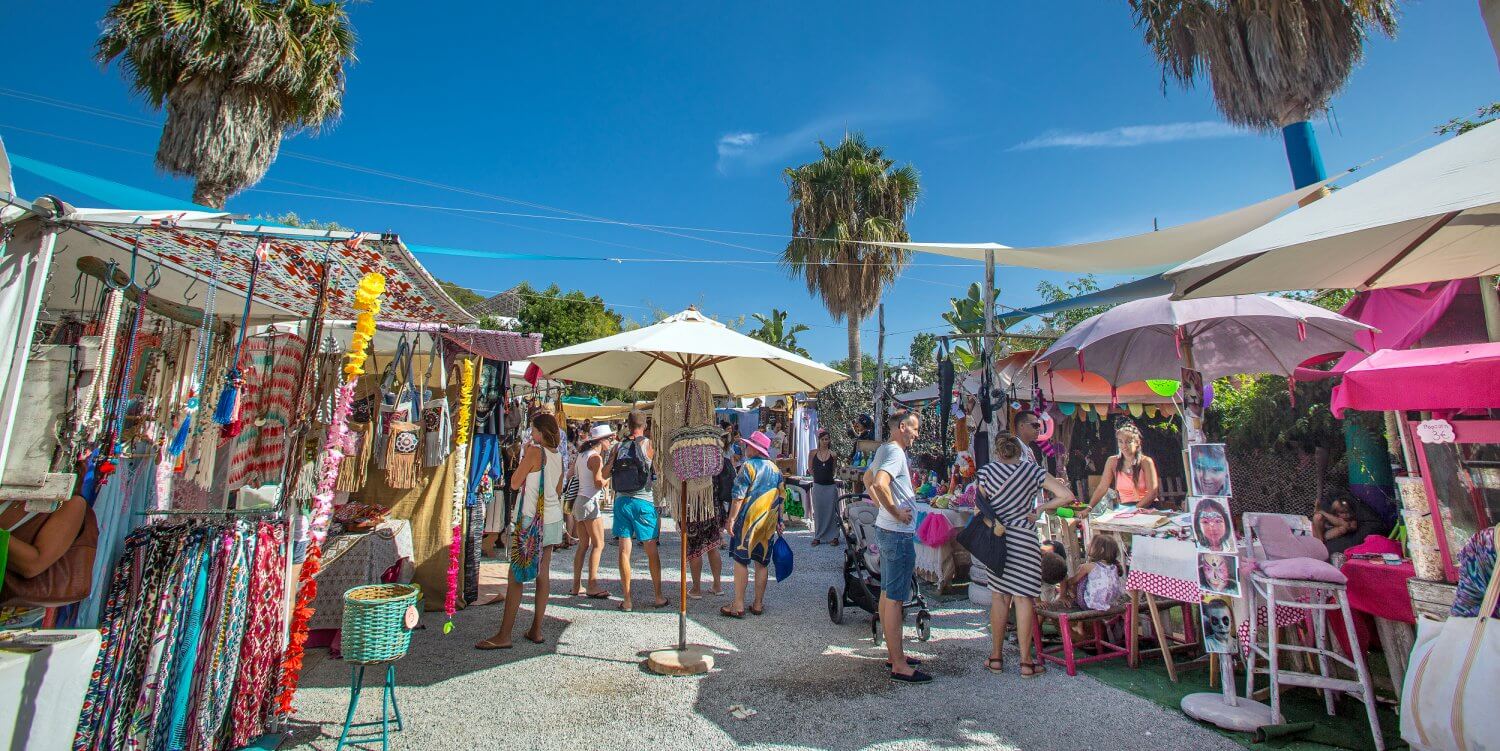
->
[[1406, 418, 1500, 583]]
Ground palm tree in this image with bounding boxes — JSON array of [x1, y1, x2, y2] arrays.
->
[[96, 0, 357, 208], [783, 133, 920, 385], [1128, 0, 1397, 187], [748, 309, 812, 357]]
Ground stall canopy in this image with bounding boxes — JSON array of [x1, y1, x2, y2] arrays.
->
[[1331, 342, 1500, 417], [1167, 121, 1500, 298], [873, 179, 1331, 273], [1296, 278, 1491, 381]]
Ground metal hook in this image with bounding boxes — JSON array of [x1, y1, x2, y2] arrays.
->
[[182, 273, 200, 303], [100, 259, 130, 292]]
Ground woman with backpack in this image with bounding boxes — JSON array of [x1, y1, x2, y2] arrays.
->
[[477, 413, 565, 650], [604, 410, 667, 611]]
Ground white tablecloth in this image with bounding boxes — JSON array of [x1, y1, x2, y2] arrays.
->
[[0, 628, 102, 751], [913, 504, 972, 585]]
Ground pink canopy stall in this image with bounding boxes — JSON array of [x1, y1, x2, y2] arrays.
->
[[1331, 342, 1500, 417]]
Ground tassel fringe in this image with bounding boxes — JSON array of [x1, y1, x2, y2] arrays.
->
[[168, 414, 191, 457], [214, 369, 241, 425]]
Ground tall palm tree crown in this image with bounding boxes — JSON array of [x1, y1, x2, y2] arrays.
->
[[783, 133, 920, 385], [1129, 0, 1397, 129], [96, 0, 357, 208]]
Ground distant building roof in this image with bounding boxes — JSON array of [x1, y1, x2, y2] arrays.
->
[[472, 287, 524, 319]]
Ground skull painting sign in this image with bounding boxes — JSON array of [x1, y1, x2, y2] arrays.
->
[[1201, 596, 1235, 654]]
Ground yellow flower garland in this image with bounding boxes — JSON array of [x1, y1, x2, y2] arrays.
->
[[344, 273, 386, 382], [456, 358, 474, 444]]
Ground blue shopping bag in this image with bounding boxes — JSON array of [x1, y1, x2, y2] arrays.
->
[[772, 536, 794, 582]]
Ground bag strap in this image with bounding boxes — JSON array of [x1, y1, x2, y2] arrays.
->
[[970, 467, 1007, 530], [1477, 523, 1500, 619], [381, 337, 408, 394], [515, 446, 546, 527], [427, 334, 447, 393]]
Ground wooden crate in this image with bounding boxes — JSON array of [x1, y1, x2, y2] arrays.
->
[[1408, 578, 1456, 622]]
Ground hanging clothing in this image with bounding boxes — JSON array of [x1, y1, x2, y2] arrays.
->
[[728, 457, 784, 567], [225, 334, 306, 490], [651, 378, 716, 522]]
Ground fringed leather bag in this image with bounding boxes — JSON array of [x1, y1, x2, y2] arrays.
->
[[669, 383, 723, 481]]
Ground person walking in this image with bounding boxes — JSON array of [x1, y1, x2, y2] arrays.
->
[[975, 432, 1076, 677], [865, 410, 931, 684], [477, 413, 565, 649], [809, 431, 841, 546], [720, 431, 783, 619], [604, 411, 667, 611], [569, 424, 615, 599]]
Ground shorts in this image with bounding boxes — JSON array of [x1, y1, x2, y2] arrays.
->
[[612, 493, 659, 542], [876, 527, 916, 603], [573, 490, 603, 523], [520, 515, 564, 548]]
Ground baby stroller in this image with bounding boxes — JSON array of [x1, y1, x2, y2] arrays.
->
[[827, 495, 932, 643]]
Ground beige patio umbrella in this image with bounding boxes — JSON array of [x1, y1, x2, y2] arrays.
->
[[529, 308, 847, 673]]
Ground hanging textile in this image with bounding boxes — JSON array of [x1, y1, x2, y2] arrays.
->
[[651, 378, 715, 523], [225, 333, 307, 490], [74, 519, 284, 751]]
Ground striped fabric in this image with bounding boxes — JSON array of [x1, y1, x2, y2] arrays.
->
[[229, 523, 287, 747], [975, 460, 1048, 597], [226, 335, 306, 490]]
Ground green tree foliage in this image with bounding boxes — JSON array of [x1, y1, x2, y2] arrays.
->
[[1437, 102, 1500, 136], [96, 0, 357, 207], [908, 332, 940, 381], [828, 354, 879, 386], [256, 211, 349, 231], [515, 282, 622, 350], [747, 309, 811, 357], [437, 280, 487, 313], [1034, 275, 1110, 332], [942, 282, 997, 368]]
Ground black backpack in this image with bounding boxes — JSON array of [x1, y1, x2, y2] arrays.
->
[[611, 437, 651, 494]]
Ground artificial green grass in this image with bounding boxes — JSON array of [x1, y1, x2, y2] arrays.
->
[[1078, 658, 1405, 751]]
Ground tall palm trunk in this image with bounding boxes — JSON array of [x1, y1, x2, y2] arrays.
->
[[847, 316, 863, 386]]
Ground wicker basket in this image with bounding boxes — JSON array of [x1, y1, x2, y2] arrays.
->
[[341, 583, 421, 664]]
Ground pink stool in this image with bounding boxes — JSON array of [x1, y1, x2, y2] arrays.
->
[[1033, 602, 1131, 676]]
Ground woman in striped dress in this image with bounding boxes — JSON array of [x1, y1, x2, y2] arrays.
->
[[975, 432, 1076, 677]]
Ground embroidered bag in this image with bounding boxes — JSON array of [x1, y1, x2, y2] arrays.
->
[[376, 338, 416, 470], [668, 382, 723, 480], [421, 335, 451, 468], [384, 421, 423, 489]]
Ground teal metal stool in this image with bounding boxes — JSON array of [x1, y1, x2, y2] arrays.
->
[[336, 583, 421, 751]]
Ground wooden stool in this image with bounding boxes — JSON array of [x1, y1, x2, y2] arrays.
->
[[1244, 573, 1384, 751], [1033, 602, 1131, 676], [1126, 590, 1197, 682]]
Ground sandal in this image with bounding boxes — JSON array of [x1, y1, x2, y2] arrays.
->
[[475, 637, 512, 651], [719, 605, 745, 619], [1020, 661, 1044, 678], [748, 604, 765, 616], [985, 657, 1004, 673]]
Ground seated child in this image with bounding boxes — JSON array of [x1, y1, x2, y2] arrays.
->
[[1061, 535, 1125, 611], [1038, 551, 1069, 607], [1313, 495, 1361, 554]]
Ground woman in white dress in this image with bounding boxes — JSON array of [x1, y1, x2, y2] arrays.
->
[[477, 413, 564, 649]]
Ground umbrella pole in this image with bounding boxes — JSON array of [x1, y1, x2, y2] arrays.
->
[[647, 364, 713, 675]]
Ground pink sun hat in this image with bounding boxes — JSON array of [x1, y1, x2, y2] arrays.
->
[[739, 430, 774, 459]]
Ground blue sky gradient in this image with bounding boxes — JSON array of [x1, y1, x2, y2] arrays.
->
[[2, 2, 1496, 362]]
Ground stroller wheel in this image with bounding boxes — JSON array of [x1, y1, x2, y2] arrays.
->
[[916, 610, 932, 642], [870, 615, 883, 646], [827, 587, 844, 624]]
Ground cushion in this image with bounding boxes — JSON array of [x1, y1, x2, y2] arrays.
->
[[1258, 556, 1348, 584], [1256, 515, 1329, 562]]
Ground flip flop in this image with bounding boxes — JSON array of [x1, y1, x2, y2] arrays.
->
[[719, 605, 744, 619], [652, 599, 671, 609], [748, 605, 764, 616], [523, 633, 545, 644], [586, 591, 610, 599], [475, 638, 512, 650]]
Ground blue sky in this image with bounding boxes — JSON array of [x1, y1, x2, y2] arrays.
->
[[2, 2, 1497, 363]]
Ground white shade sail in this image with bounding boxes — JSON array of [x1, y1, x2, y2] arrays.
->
[[873, 180, 1331, 274], [529, 308, 847, 397], [1167, 121, 1500, 298]]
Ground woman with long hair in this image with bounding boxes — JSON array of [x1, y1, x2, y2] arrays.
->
[[1087, 422, 1159, 510], [809, 431, 841, 546], [570, 424, 615, 599], [477, 412, 564, 649], [976, 432, 1076, 677]]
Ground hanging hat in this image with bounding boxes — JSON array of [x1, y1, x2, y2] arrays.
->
[[587, 424, 616, 442], [740, 430, 774, 458]]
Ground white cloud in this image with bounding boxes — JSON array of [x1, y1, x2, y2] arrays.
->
[[716, 116, 861, 175], [1010, 121, 1246, 151]]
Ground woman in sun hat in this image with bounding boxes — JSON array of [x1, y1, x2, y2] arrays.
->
[[720, 430, 784, 618], [570, 423, 616, 598]]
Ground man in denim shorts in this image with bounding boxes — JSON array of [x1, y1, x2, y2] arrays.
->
[[605, 411, 667, 611], [865, 410, 931, 684]]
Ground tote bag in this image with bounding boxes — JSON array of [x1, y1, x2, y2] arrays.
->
[[1401, 523, 1500, 751], [508, 453, 546, 584]]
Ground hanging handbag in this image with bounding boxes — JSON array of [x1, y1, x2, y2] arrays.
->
[[376, 337, 415, 470], [422, 335, 452, 468], [508, 449, 546, 584], [1400, 524, 1500, 751], [956, 481, 1010, 576], [0, 501, 100, 608], [669, 381, 723, 481]]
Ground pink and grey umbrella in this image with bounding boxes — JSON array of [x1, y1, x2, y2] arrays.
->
[[1037, 294, 1376, 388]]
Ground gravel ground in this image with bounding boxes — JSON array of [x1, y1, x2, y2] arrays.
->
[[285, 514, 1241, 751]]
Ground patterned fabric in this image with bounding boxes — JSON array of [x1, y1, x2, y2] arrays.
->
[[193, 527, 255, 751], [89, 225, 473, 323], [975, 460, 1048, 597], [225, 335, 306, 490], [1452, 525, 1499, 618], [230, 523, 287, 747], [729, 457, 783, 567]]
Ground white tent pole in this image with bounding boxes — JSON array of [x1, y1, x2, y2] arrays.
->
[[874, 304, 886, 437]]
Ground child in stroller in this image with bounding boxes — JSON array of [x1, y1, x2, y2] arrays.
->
[[827, 494, 932, 643]]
